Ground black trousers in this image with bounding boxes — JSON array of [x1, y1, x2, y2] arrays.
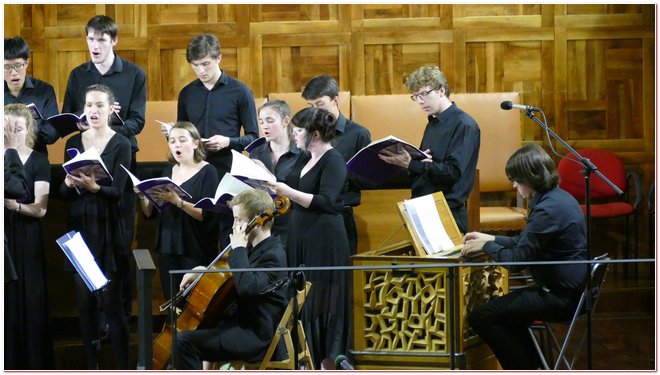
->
[[74, 273, 129, 369], [468, 285, 580, 370], [174, 329, 233, 370], [450, 204, 468, 234], [120, 153, 138, 317]]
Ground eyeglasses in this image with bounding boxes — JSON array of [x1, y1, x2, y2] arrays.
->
[[4, 62, 27, 73], [410, 88, 436, 102]]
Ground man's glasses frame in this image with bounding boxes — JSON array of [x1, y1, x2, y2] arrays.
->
[[410, 88, 437, 102], [4, 62, 28, 73]]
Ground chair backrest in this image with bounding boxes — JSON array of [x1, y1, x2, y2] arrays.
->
[[647, 181, 654, 214], [350, 94, 427, 143], [258, 281, 312, 370], [274, 281, 310, 340], [254, 97, 268, 114], [587, 253, 609, 309], [558, 149, 627, 200], [267, 91, 351, 117], [137, 101, 177, 162], [452, 93, 522, 193]]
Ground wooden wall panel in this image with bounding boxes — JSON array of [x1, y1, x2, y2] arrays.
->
[[4, 3, 655, 325], [3, 3, 655, 183]]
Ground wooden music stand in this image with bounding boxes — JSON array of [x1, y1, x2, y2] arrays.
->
[[396, 191, 464, 258]]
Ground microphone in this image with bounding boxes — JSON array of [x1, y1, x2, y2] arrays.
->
[[500, 100, 541, 112], [335, 354, 354, 370]]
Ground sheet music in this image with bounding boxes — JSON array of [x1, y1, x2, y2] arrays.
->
[[403, 194, 455, 254], [230, 150, 276, 192], [56, 231, 108, 292]]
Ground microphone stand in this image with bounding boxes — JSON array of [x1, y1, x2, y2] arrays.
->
[[523, 109, 622, 369]]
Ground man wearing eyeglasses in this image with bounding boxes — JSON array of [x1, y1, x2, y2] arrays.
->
[[4, 36, 60, 155], [379, 65, 480, 233], [176, 33, 259, 249]]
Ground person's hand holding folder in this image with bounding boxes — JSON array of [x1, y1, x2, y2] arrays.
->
[[149, 186, 183, 206], [65, 169, 101, 193], [379, 147, 433, 168]]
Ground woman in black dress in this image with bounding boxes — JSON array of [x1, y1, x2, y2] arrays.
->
[[249, 100, 300, 246], [4, 103, 54, 369], [137, 121, 219, 301], [266, 107, 350, 368], [60, 84, 131, 369]]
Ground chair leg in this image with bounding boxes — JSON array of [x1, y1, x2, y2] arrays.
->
[[624, 216, 630, 277], [568, 319, 591, 369], [528, 327, 550, 370], [648, 212, 654, 277], [633, 213, 639, 279], [297, 321, 314, 370], [545, 324, 573, 370]]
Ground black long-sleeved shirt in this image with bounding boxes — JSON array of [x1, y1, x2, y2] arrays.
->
[[223, 236, 288, 362], [408, 103, 480, 209], [177, 70, 259, 175], [483, 186, 589, 291], [4, 76, 60, 155], [62, 55, 147, 154], [333, 113, 372, 207]]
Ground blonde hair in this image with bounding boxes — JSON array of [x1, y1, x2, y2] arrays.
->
[[166, 122, 207, 164], [4, 103, 36, 148], [228, 189, 276, 231], [404, 65, 451, 98]]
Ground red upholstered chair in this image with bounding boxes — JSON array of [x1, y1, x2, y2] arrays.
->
[[557, 149, 642, 276]]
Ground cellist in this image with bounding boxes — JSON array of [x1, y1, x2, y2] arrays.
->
[[175, 189, 289, 369]]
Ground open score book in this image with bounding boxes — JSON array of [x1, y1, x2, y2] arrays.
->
[[346, 135, 427, 185], [121, 165, 192, 211], [230, 150, 277, 192], [402, 193, 463, 258], [47, 110, 124, 138], [62, 147, 113, 194], [193, 173, 253, 212]]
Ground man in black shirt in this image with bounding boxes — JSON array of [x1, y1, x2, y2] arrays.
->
[[62, 14, 147, 319], [62, 15, 147, 162], [462, 144, 588, 369], [4, 36, 59, 155], [177, 33, 259, 177], [302, 75, 372, 256], [175, 189, 288, 369], [177, 33, 259, 248], [379, 65, 480, 233]]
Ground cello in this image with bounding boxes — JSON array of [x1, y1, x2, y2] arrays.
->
[[152, 196, 290, 369]]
